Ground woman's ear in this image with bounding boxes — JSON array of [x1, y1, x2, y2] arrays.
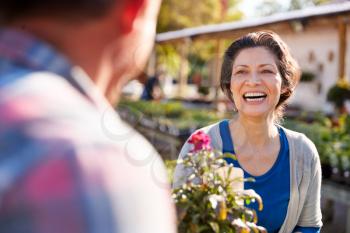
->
[[120, 0, 145, 34]]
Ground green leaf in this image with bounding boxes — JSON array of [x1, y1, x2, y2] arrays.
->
[[222, 153, 237, 160], [209, 221, 220, 233], [197, 225, 210, 232]]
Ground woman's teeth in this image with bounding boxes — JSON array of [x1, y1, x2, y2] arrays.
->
[[243, 92, 267, 102]]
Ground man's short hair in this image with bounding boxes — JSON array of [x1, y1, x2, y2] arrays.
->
[[0, 0, 117, 24]]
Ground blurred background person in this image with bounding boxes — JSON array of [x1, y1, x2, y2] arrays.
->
[[0, 0, 177, 233], [141, 72, 165, 101]]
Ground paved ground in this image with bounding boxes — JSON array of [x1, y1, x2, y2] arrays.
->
[[321, 199, 347, 233]]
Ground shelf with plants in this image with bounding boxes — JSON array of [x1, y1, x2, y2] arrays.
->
[[117, 99, 230, 160], [118, 99, 227, 137]]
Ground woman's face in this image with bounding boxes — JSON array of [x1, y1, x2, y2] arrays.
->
[[230, 47, 282, 120]]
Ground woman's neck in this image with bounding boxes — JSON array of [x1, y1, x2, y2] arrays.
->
[[229, 114, 279, 149]]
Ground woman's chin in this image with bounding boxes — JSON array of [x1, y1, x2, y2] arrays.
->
[[238, 109, 272, 120]]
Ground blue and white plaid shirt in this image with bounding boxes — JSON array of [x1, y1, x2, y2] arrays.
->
[[0, 28, 176, 233]]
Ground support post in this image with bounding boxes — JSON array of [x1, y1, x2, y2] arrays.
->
[[178, 38, 191, 98], [338, 17, 347, 82], [214, 39, 223, 106]]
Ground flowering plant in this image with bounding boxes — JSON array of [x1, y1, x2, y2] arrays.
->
[[173, 131, 266, 233]]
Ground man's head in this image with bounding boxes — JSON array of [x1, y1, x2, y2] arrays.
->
[[0, 0, 162, 104], [0, 0, 115, 23]]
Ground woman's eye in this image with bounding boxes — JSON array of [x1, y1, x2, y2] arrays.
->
[[235, 70, 246, 75], [261, 69, 273, 74]]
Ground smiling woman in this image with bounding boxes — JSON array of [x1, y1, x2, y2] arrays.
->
[[174, 31, 322, 233]]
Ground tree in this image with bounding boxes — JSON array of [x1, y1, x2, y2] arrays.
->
[[155, 0, 243, 80], [256, 0, 285, 17], [289, 0, 330, 10], [157, 0, 242, 33], [256, 0, 331, 17]]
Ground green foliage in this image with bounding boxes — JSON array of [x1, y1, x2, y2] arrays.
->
[[331, 115, 350, 170], [120, 99, 184, 118], [290, 0, 330, 10], [257, 0, 331, 16], [156, 0, 243, 80], [188, 51, 209, 82], [119, 99, 225, 130], [198, 86, 210, 96], [257, 0, 285, 17], [326, 83, 350, 108], [165, 160, 177, 184], [300, 71, 316, 82], [173, 148, 266, 233], [156, 44, 181, 77], [157, 0, 243, 33]]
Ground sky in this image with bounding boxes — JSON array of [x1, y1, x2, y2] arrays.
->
[[239, 0, 292, 18]]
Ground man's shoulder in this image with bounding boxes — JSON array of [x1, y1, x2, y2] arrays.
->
[[1, 70, 91, 104], [0, 106, 162, 190], [0, 70, 159, 161], [0, 69, 162, 178], [0, 70, 100, 129], [0, 118, 173, 233]]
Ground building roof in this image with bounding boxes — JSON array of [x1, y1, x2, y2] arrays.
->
[[156, 1, 350, 43]]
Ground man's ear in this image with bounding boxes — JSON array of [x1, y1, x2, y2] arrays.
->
[[120, 0, 145, 34]]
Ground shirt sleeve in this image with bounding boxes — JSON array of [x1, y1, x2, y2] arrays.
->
[[0, 137, 177, 233], [0, 146, 96, 233], [293, 226, 321, 233], [296, 137, 323, 227]]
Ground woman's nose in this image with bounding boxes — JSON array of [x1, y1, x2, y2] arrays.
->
[[246, 72, 261, 85]]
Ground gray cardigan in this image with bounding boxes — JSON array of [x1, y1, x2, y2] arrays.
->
[[173, 122, 323, 233]]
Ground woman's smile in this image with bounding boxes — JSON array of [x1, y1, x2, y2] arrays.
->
[[242, 91, 268, 104]]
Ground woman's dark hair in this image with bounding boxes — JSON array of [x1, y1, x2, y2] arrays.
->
[[220, 30, 300, 121], [0, 0, 116, 24]]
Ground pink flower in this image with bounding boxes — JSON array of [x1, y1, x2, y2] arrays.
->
[[188, 130, 211, 152]]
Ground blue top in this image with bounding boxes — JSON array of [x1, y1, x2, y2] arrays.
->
[[219, 120, 320, 233]]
